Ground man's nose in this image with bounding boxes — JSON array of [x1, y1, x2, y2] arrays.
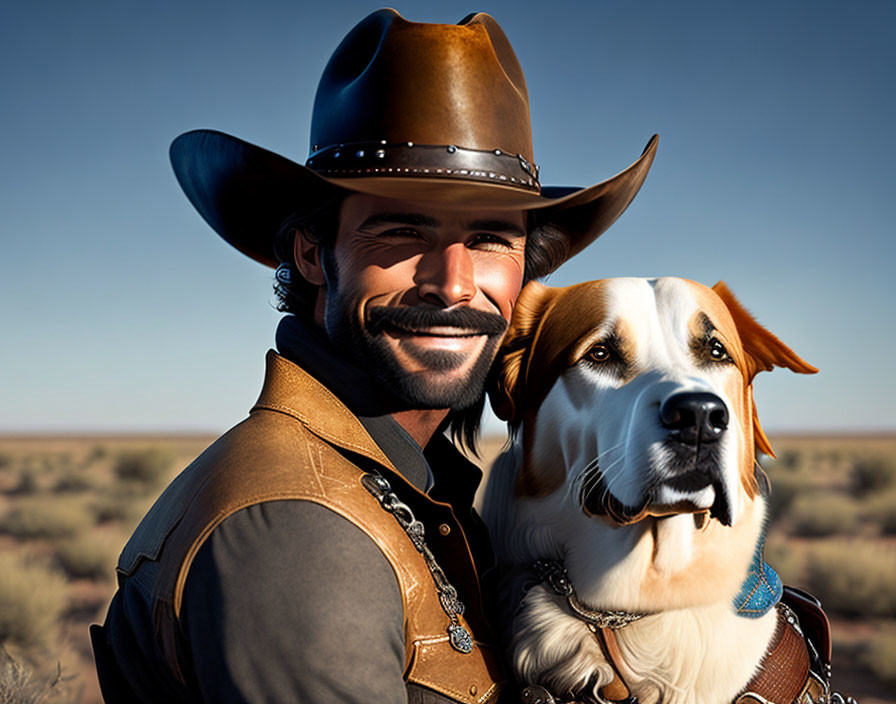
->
[[416, 243, 475, 307]]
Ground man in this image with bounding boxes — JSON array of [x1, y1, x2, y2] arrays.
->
[[91, 9, 656, 703]]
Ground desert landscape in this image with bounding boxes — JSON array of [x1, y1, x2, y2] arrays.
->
[[0, 432, 894, 703]]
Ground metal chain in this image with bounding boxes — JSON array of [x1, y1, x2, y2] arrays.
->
[[362, 473, 474, 654], [535, 559, 646, 630]]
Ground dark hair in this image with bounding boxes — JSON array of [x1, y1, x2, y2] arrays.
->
[[271, 197, 571, 453], [272, 197, 343, 316]]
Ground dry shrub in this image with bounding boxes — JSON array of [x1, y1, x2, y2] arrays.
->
[[0, 553, 68, 652], [766, 473, 809, 522], [763, 535, 805, 586], [53, 535, 117, 581], [8, 470, 40, 497], [113, 448, 174, 488], [771, 449, 801, 472], [805, 541, 896, 618], [50, 471, 92, 495], [864, 625, 896, 686], [83, 444, 108, 467], [849, 454, 896, 498], [863, 489, 896, 535], [90, 494, 134, 524], [788, 492, 858, 537], [0, 498, 94, 541], [0, 453, 13, 471], [90, 485, 151, 528], [0, 648, 74, 704]]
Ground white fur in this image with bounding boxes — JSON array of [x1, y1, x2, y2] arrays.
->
[[483, 278, 777, 702], [511, 585, 777, 704]]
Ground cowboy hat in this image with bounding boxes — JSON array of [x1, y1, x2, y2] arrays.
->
[[170, 9, 658, 277]]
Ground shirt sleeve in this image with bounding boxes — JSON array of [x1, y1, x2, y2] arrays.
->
[[181, 500, 408, 704]]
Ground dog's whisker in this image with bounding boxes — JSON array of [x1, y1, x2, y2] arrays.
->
[[578, 443, 625, 478], [575, 444, 623, 489], [594, 454, 628, 502], [568, 442, 627, 503]]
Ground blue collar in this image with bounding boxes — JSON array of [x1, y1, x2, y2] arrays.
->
[[732, 527, 782, 618]]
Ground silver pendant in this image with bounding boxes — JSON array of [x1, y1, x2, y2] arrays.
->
[[448, 623, 473, 654]]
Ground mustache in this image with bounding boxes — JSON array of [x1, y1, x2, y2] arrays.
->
[[367, 305, 508, 336]]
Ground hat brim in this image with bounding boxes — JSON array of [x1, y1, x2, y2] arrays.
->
[[170, 129, 658, 272]]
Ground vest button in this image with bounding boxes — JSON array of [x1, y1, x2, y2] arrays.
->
[[439, 523, 451, 536], [470, 685, 478, 696]]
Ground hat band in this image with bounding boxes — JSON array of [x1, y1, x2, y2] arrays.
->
[[306, 141, 541, 192]]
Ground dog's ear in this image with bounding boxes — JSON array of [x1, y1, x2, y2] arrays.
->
[[712, 281, 818, 457], [711, 281, 818, 379], [490, 281, 559, 424]]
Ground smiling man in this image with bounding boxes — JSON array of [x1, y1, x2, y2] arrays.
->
[[91, 9, 656, 704]]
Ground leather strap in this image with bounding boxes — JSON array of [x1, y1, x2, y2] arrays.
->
[[589, 626, 636, 703], [736, 603, 814, 704]]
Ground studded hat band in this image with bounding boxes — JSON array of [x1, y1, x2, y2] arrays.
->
[[306, 140, 542, 192]]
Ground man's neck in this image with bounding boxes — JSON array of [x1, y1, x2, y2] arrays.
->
[[389, 408, 450, 449]]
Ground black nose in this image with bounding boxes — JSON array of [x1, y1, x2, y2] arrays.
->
[[660, 392, 729, 445]]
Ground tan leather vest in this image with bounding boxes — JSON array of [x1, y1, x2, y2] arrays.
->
[[116, 351, 504, 704]]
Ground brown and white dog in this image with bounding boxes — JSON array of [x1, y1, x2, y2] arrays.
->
[[482, 277, 821, 704]]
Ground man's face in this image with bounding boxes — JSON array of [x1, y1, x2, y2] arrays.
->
[[320, 193, 527, 410]]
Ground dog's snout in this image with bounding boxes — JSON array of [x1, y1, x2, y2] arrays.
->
[[660, 392, 729, 445]]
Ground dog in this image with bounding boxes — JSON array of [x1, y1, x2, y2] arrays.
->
[[481, 278, 849, 704]]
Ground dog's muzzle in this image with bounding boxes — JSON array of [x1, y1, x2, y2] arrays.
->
[[581, 391, 735, 527]]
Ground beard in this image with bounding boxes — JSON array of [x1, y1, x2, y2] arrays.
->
[[324, 287, 508, 411]]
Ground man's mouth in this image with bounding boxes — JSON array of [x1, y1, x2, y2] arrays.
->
[[380, 323, 487, 338]]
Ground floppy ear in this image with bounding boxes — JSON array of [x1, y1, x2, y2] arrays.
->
[[712, 281, 818, 457], [489, 281, 559, 423]]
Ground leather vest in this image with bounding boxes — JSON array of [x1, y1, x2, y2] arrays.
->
[[115, 351, 504, 703]]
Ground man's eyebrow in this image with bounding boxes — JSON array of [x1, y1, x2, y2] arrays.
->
[[467, 219, 526, 237], [358, 212, 442, 230]]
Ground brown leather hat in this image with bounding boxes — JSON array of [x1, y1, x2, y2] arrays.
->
[[170, 9, 658, 276]]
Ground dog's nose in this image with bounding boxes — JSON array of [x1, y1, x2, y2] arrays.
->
[[660, 392, 729, 444]]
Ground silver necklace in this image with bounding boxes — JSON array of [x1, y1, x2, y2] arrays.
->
[[535, 559, 646, 630], [362, 473, 474, 654]]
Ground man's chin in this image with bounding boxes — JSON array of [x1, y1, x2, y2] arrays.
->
[[372, 342, 497, 411], [394, 346, 474, 374]]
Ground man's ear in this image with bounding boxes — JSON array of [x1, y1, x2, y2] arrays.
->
[[292, 228, 326, 286], [489, 281, 559, 424], [712, 281, 818, 458]]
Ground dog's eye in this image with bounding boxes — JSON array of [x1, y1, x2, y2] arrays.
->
[[585, 344, 612, 364], [709, 339, 730, 362]]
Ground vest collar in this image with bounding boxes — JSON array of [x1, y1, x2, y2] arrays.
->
[[253, 349, 397, 473]]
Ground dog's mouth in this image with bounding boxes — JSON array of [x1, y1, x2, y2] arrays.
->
[[580, 448, 733, 527]]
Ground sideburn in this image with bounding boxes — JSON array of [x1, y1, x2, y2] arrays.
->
[[316, 245, 340, 329]]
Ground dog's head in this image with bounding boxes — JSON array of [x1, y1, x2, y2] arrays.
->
[[488, 278, 816, 609]]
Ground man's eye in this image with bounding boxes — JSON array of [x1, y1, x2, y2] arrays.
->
[[585, 344, 612, 364], [469, 233, 513, 251], [709, 338, 731, 362], [380, 227, 423, 239]]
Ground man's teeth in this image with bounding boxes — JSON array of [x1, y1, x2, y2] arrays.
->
[[396, 326, 481, 336]]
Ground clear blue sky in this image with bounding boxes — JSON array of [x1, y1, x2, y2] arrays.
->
[[1, 0, 893, 434]]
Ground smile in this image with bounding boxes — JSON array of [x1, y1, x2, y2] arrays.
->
[[382, 325, 489, 355], [381, 323, 488, 338]]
